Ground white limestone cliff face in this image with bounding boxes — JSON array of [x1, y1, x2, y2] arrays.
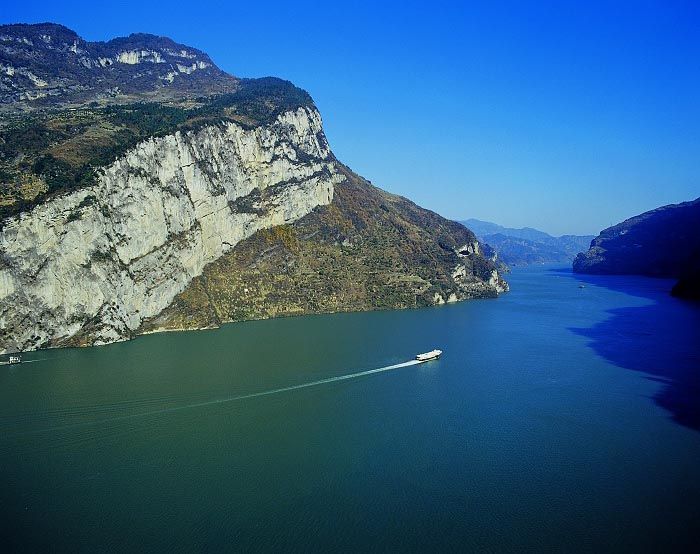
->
[[450, 241, 509, 298], [116, 49, 165, 64], [0, 64, 49, 87], [0, 106, 342, 353]]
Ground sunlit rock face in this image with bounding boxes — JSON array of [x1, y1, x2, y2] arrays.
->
[[0, 107, 340, 352], [0, 24, 510, 354]]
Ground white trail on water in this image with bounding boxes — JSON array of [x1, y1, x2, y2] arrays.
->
[[16, 359, 425, 435]]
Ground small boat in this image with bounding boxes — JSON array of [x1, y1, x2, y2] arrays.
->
[[416, 349, 442, 362], [1, 355, 22, 366]]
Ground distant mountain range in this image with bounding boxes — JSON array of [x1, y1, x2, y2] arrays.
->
[[574, 198, 700, 299], [461, 219, 594, 266]]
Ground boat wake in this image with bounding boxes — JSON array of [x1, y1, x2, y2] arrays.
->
[[9, 359, 424, 436]]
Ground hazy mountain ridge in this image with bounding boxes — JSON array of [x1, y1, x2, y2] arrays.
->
[[461, 218, 593, 266], [0, 25, 507, 353], [573, 198, 700, 299]]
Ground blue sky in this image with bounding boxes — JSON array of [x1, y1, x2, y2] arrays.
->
[[2, 1, 699, 235]]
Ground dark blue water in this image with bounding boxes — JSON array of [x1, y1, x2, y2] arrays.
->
[[1, 265, 699, 552]]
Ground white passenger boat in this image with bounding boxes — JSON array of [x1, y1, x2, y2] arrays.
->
[[416, 349, 442, 362]]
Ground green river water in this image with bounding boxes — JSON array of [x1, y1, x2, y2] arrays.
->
[[1, 265, 699, 552]]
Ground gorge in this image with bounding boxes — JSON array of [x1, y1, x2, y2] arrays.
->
[[0, 24, 507, 354]]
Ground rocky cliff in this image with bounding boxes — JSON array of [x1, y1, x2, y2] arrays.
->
[[141, 167, 507, 335], [0, 25, 508, 354], [1, 106, 339, 352], [573, 198, 700, 298]]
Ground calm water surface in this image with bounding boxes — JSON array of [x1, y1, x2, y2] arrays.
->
[[1, 265, 699, 552]]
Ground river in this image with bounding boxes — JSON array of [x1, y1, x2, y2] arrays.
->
[[1, 265, 699, 552]]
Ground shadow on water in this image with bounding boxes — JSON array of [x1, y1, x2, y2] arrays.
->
[[553, 269, 700, 431]]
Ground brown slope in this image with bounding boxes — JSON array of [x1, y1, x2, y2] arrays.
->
[[139, 166, 508, 334]]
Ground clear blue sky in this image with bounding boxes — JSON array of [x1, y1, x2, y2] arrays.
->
[[2, 1, 699, 235]]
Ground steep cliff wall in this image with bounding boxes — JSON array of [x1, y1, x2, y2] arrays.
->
[[0, 107, 341, 352], [1, 25, 510, 354], [141, 167, 508, 333], [573, 198, 700, 298], [573, 198, 700, 277]]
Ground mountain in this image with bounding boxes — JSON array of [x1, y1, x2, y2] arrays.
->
[[461, 218, 594, 266], [573, 198, 700, 299], [0, 24, 507, 353], [0, 23, 238, 110], [462, 219, 555, 242], [141, 169, 506, 335]]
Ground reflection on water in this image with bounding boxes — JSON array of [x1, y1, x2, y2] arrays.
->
[[565, 270, 700, 430]]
